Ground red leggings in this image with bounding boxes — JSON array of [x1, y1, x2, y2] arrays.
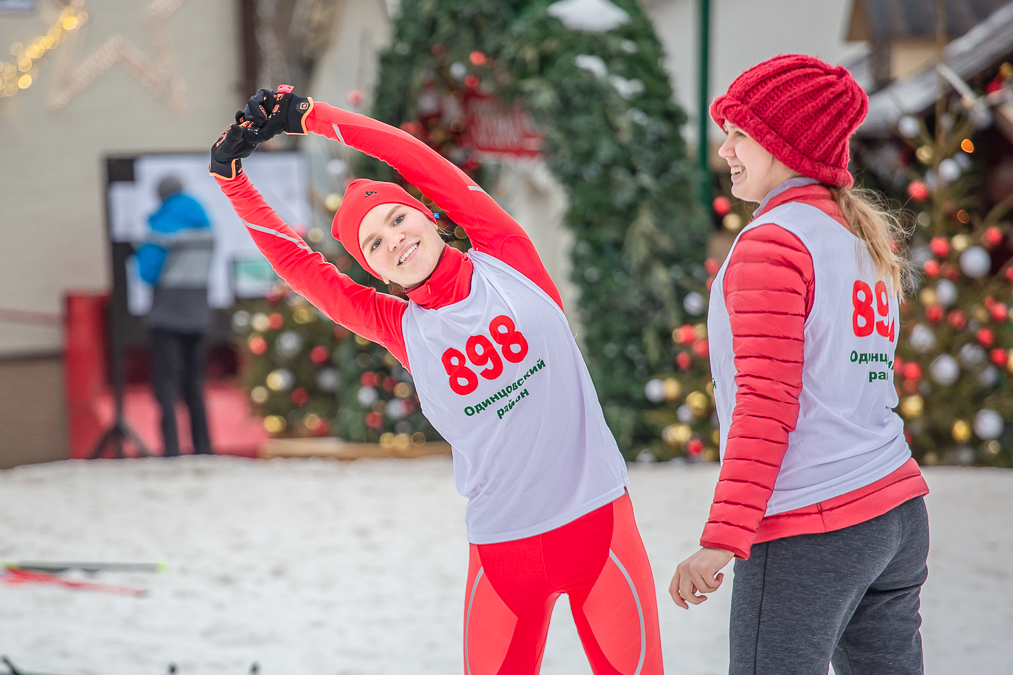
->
[[463, 494, 663, 674]]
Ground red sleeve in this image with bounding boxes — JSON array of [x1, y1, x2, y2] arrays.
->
[[700, 224, 814, 559], [304, 102, 563, 310], [216, 173, 410, 369]]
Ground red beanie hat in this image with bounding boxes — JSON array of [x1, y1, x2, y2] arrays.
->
[[332, 179, 438, 278], [710, 54, 868, 188]]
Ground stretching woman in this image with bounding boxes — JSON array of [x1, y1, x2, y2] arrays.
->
[[669, 55, 929, 675], [211, 88, 663, 674]]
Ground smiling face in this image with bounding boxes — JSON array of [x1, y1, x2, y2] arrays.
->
[[358, 202, 446, 287], [718, 122, 800, 203]]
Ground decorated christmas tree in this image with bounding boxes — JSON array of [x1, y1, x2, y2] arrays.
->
[[355, 0, 708, 457], [853, 67, 1013, 467]]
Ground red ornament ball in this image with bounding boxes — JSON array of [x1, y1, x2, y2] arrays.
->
[[469, 51, 487, 65], [365, 412, 383, 429], [712, 196, 731, 216], [310, 346, 330, 364], [464, 74, 479, 89], [704, 258, 720, 275], [686, 438, 704, 456], [947, 310, 967, 329], [977, 328, 995, 346], [676, 325, 696, 345], [925, 305, 943, 322], [930, 236, 950, 258], [923, 260, 939, 277], [268, 313, 284, 330], [990, 303, 1008, 323], [983, 226, 1003, 248], [383, 376, 398, 393], [991, 348, 1009, 367], [907, 181, 930, 201], [248, 335, 267, 355], [1005, 267, 1013, 282], [361, 371, 378, 387], [692, 339, 709, 357], [903, 363, 922, 380], [291, 388, 309, 406], [676, 352, 692, 370]]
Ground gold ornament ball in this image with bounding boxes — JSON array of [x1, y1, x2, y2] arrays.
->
[[293, 306, 316, 324], [380, 432, 396, 447], [251, 312, 270, 332], [971, 305, 990, 324], [984, 440, 1001, 455], [951, 419, 972, 443], [395, 433, 411, 451], [663, 378, 682, 400], [307, 227, 325, 243], [693, 323, 707, 339], [263, 415, 286, 434], [1000, 62, 1013, 79], [711, 429, 720, 445], [663, 424, 693, 445], [921, 451, 938, 466], [951, 234, 970, 252], [899, 395, 923, 419], [686, 391, 710, 417], [918, 288, 937, 306], [411, 432, 427, 446], [723, 213, 743, 232], [250, 386, 269, 404], [915, 145, 933, 164], [324, 193, 343, 212], [303, 413, 320, 430], [394, 382, 413, 399], [266, 369, 292, 391], [703, 448, 719, 462]]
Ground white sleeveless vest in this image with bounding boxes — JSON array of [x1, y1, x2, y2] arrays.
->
[[402, 251, 629, 544], [708, 202, 910, 515]]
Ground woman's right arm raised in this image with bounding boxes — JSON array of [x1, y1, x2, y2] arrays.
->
[[211, 131, 409, 367]]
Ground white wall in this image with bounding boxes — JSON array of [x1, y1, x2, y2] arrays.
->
[[644, 0, 867, 147], [0, 0, 241, 356]]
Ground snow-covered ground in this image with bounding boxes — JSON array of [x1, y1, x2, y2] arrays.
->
[[0, 457, 1008, 675]]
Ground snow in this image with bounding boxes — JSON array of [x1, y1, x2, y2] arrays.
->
[[0, 458, 1008, 675]]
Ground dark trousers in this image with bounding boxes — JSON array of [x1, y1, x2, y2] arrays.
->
[[730, 496, 929, 675], [150, 328, 212, 456]]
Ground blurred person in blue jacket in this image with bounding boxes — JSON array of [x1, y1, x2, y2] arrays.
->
[[135, 176, 215, 456]]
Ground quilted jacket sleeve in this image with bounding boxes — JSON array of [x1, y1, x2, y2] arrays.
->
[[700, 224, 814, 559]]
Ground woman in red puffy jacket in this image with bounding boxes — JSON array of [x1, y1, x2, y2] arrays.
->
[[669, 55, 930, 675]]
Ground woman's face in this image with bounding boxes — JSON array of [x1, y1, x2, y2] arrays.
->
[[358, 202, 446, 287], [718, 122, 799, 203]]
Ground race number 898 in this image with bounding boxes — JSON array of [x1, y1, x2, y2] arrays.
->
[[441, 315, 529, 395]]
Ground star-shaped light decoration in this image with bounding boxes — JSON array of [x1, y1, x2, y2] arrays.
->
[[0, 1, 87, 100], [46, 0, 188, 114]]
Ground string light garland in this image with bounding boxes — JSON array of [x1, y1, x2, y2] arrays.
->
[[46, 0, 188, 113], [0, 1, 87, 100]]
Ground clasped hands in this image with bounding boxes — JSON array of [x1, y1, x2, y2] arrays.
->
[[209, 87, 313, 179]]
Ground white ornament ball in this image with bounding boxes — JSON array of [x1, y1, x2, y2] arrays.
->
[[276, 330, 303, 359], [683, 292, 706, 317], [959, 343, 987, 367], [676, 404, 695, 423], [909, 324, 937, 353], [938, 158, 961, 184], [449, 62, 467, 80], [316, 367, 340, 393], [357, 386, 379, 407], [232, 310, 250, 332], [386, 398, 406, 420], [266, 368, 295, 392], [644, 378, 666, 403], [978, 366, 1000, 388], [959, 246, 991, 279], [935, 279, 958, 308], [929, 354, 960, 386], [973, 408, 1004, 440], [897, 115, 921, 139]]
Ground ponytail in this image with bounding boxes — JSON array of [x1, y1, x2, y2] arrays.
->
[[828, 186, 912, 298]]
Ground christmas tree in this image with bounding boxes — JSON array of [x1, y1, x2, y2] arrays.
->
[[852, 64, 1013, 468], [356, 0, 708, 457]]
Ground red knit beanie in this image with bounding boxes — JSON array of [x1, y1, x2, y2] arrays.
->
[[332, 179, 438, 278], [710, 54, 868, 188]]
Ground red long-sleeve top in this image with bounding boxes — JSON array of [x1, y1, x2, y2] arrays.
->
[[700, 184, 928, 560], [216, 102, 561, 371]]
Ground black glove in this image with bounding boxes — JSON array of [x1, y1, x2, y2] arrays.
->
[[241, 85, 314, 144], [209, 116, 260, 180]]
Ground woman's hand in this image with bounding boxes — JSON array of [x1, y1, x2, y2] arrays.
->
[[669, 547, 734, 609]]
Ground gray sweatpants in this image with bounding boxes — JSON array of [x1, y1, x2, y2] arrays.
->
[[729, 496, 929, 675]]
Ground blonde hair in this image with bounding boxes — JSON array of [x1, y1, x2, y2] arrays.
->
[[828, 186, 912, 298]]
